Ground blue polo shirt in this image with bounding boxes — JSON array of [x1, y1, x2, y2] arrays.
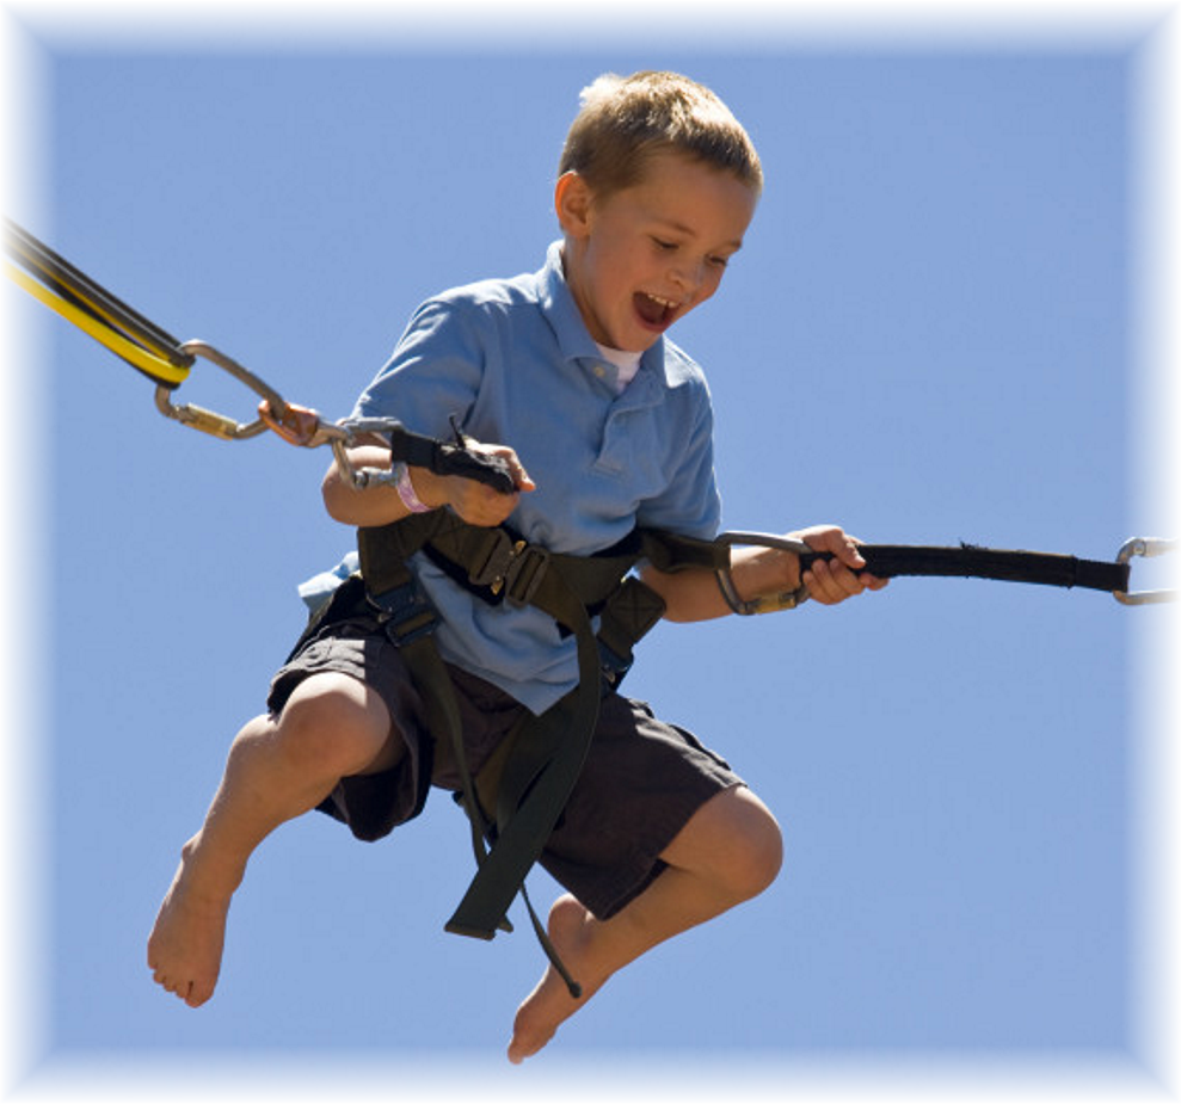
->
[[304, 241, 721, 713]]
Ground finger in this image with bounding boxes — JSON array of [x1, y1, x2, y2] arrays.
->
[[485, 445, 535, 493], [503, 453, 535, 492], [802, 567, 845, 606], [806, 558, 866, 604], [802, 560, 839, 604], [802, 528, 865, 570], [834, 535, 867, 570], [503, 465, 534, 493]]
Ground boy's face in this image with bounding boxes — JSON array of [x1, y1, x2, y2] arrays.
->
[[556, 151, 758, 353]]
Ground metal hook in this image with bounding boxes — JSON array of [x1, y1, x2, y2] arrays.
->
[[154, 340, 290, 441], [1114, 537, 1178, 605]]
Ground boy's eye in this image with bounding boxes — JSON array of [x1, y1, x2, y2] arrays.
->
[[652, 238, 677, 251], [708, 255, 730, 269]]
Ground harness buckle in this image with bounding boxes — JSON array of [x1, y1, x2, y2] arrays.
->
[[367, 579, 441, 647], [598, 641, 632, 692], [469, 533, 551, 606], [503, 545, 551, 607]]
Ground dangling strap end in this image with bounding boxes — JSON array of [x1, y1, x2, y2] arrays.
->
[[444, 918, 500, 942], [520, 884, 582, 1000]]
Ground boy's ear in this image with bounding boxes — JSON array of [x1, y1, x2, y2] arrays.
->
[[555, 171, 593, 238]]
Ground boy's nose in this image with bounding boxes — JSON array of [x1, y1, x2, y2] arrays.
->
[[670, 260, 706, 297]]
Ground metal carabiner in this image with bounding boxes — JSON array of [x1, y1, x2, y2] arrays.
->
[[154, 340, 290, 441], [326, 416, 409, 492], [1114, 537, 1178, 605]]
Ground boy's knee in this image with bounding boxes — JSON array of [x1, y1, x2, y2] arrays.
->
[[271, 674, 395, 779], [718, 788, 783, 899], [740, 811, 784, 898], [674, 786, 783, 901]]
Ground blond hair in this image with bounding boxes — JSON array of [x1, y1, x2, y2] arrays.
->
[[558, 71, 763, 198]]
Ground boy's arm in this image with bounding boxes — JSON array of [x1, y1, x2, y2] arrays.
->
[[640, 525, 886, 623]]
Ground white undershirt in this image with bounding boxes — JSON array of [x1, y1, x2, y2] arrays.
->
[[595, 343, 643, 394]]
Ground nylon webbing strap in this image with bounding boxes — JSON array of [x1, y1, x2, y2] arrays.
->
[[356, 513, 490, 851], [640, 528, 731, 574], [356, 515, 618, 959], [823, 545, 1130, 594], [422, 512, 644, 611], [444, 608, 599, 941], [435, 537, 606, 940], [383, 423, 516, 494], [357, 511, 444, 592], [4, 218, 194, 387]]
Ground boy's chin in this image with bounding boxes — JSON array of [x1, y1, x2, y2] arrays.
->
[[620, 318, 670, 351]]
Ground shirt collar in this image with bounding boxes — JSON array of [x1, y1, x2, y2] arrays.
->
[[538, 240, 600, 364]]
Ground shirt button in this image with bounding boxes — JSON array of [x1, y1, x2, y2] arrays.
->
[[594, 366, 606, 378]]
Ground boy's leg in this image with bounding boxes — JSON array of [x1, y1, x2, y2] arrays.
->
[[507, 783, 783, 1063], [147, 671, 403, 1007]]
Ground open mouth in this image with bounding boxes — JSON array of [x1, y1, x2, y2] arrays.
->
[[634, 292, 679, 331]]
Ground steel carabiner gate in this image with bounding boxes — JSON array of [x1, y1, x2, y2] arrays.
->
[[153, 340, 292, 441]]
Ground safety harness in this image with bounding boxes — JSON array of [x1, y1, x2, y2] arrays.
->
[[339, 508, 723, 995]]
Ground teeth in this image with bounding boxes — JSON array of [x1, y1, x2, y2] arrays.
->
[[646, 293, 678, 309]]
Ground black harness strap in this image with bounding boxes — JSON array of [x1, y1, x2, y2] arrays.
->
[[720, 532, 1132, 595], [357, 512, 674, 997], [845, 544, 1130, 593]]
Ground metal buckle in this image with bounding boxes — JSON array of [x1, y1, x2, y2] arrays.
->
[[468, 532, 550, 605], [468, 532, 524, 595], [1114, 537, 1178, 605], [367, 580, 440, 646], [503, 545, 551, 606]]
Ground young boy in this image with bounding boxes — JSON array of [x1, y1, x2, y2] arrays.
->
[[147, 70, 884, 1062]]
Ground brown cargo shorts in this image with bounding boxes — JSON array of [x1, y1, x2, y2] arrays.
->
[[267, 606, 743, 920]]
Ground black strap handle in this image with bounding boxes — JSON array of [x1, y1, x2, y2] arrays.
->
[[808, 544, 1130, 594], [384, 421, 516, 494]]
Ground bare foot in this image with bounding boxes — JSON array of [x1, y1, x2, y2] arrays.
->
[[146, 843, 233, 1008], [507, 894, 605, 1063]]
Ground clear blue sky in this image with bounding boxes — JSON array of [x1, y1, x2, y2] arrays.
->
[[2, 3, 1178, 1102]]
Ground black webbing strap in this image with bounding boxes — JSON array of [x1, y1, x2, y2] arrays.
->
[[383, 420, 517, 495], [640, 528, 731, 574], [810, 544, 1130, 594], [356, 513, 667, 997], [356, 516, 483, 849], [719, 532, 1132, 596]]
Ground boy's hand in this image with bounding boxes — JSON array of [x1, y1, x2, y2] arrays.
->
[[415, 441, 535, 527], [790, 524, 889, 606]]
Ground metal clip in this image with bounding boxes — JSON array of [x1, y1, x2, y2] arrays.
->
[[368, 580, 441, 648], [466, 533, 550, 604], [502, 544, 550, 606], [490, 542, 527, 597], [154, 340, 291, 441], [1114, 537, 1178, 605], [469, 535, 528, 596], [326, 416, 408, 491]]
